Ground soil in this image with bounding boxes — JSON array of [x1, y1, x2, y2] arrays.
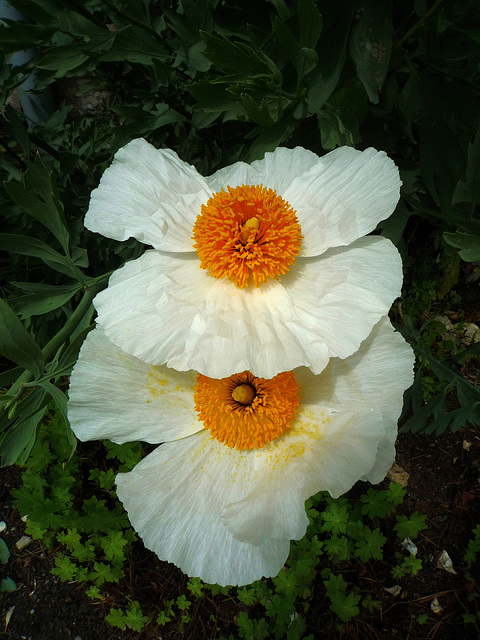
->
[[1, 425, 479, 640]]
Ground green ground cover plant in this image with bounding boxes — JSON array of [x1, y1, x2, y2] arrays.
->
[[11, 408, 436, 637]]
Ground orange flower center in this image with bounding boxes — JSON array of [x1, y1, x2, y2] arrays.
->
[[192, 184, 302, 288], [194, 370, 300, 450]]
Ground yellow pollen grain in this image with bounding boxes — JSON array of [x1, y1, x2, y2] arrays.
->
[[194, 370, 300, 450], [192, 184, 303, 288]]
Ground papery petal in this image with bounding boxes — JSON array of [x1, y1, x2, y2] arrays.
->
[[94, 250, 329, 378], [296, 316, 414, 483], [287, 147, 401, 257], [68, 328, 200, 444], [208, 146, 400, 258], [287, 235, 403, 364], [206, 146, 320, 195], [223, 318, 414, 544], [115, 433, 291, 586], [85, 139, 210, 251], [223, 408, 384, 544], [94, 236, 401, 378]]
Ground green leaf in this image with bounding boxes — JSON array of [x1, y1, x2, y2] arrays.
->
[[187, 577, 204, 598], [298, 0, 323, 51], [443, 232, 480, 262], [0, 299, 45, 377], [307, 2, 355, 110], [0, 234, 75, 277], [349, 0, 393, 103], [324, 534, 351, 562], [0, 577, 16, 592], [51, 555, 78, 581], [241, 94, 275, 126], [273, 569, 299, 598], [125, 601, 149, 632], [100, 530, 128, 562], [0, 399, 48, 467], [0, 538, 10, 564], [237, 586, 257, 606], [329, 590, 361, 622], [321, 502, 350, 535], [354, 527, 386, 562], [200, 32, 271, 77], [13, 283, 82, 319], [6, 156, 69, 250], [394, 513, 428, 539], [91, 561, 116, 585], [453, 126, 480, 205], [105, 608, 127, 630]]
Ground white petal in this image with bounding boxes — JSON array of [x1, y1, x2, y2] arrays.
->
[[85, 139, 211, 251], [94, 250, 328, 378], [208, 146, 400, 259], [223, 408, 384, 544], [68, 328, 200, 444], [287, 236, 403, 364], [206, 146, 320, 194], [115, 433, 291, 586], [95, 236, 401, 378], [223, 318, 414, 543], [285, 147, 401, 256]]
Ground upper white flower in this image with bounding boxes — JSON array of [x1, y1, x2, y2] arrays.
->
[[67, 317, 414, 587], [86, 140, 402, 378]]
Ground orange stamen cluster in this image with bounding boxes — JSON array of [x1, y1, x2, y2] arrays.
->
[[194, 370, 301, 450], [193, 184, 302, 288]]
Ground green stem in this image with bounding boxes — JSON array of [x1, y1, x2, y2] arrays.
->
[[395, 0, 444, 49], [7, 278, 108, 399], [41, 283, 102, 362]]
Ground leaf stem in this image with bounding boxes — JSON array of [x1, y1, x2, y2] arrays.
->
[[395, 0, 444, 49]]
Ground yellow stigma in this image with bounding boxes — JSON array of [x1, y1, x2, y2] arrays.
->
[[239, 216, 260, 243], [192, 184, 303, 288], [194, 370, 301, 450], [231, 383, 256, 405]]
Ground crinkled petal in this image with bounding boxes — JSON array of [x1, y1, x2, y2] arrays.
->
[[223, 318, 414, 544], [287, 235, 403, 364], [68, 328, 200, 445], [208, 146, 400, 258], [85, 139, 211, 251], [286, 146, 401, 257], [206, 146, 320, 195], [94, 250, 328, 378], [222, 408, 383, 544], [94, 236, 401, 378], [115, 433, 291, 586]]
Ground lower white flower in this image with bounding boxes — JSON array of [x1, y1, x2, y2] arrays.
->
[[67, 317, 414, 586]]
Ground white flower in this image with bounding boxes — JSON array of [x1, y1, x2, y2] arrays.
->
[[86, 140, 403, 379], [67, 317, 414, 587]]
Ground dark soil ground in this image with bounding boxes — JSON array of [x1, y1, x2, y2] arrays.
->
[[1, 424, 479, 640]]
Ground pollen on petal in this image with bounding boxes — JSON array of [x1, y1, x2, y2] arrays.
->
[[192, 184, 303, 288], [194, 370, 301, 450]]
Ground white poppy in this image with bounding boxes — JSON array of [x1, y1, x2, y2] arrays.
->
[[86, 140, 403, 378], [67, 317, 414, 587]]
